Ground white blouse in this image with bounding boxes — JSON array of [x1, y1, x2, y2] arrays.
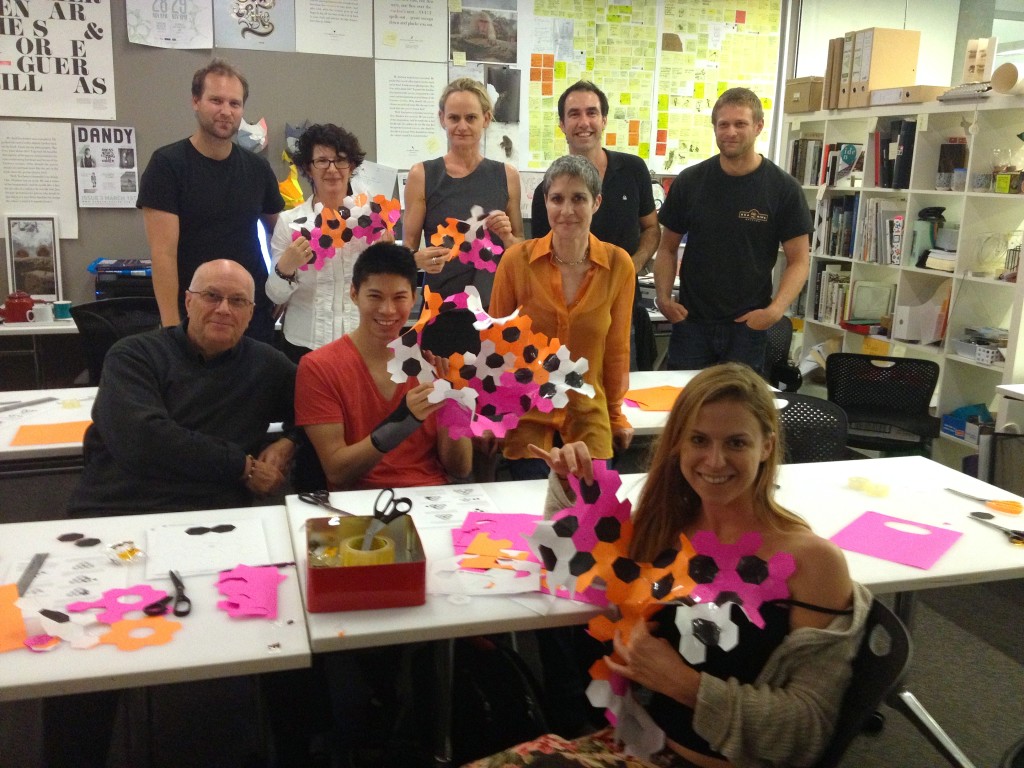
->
[[267, 199, 364, 351]]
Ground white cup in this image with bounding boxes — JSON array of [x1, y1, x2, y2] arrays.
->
[[27, 304, 54, 322]]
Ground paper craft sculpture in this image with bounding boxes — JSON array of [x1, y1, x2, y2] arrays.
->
[[217, 564, 287, 619], [289, 195, 402, 270], [235, 117, 268, 153], [387, 286, 595, 438], [429, 204, 504, 272], [278, 155, 305, 210]]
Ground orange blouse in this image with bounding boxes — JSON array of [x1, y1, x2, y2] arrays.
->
[[489, 232, 634, 460]]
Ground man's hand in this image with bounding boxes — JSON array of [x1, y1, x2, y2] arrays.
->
[[612, 426, 634, 453], [245, 458, 286, 496], [735, 306, 782, 331], [656, 295, 688, 323], [258, 438, 297, 474], [405, 381, 443, 421]]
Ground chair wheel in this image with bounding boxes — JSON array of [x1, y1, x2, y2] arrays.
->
[[863, 711, 886, 734]]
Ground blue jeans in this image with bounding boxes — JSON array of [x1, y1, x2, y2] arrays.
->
[[667, 320, 768, 372]]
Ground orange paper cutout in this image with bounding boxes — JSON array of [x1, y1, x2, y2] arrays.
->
[[10, 420, 92, 446], [624, 386, 683, 411], [0, 583, 27, 653], [99, 616, 182, 651]]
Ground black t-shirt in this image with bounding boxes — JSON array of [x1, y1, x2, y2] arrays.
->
[[137, 139, 284, 340]]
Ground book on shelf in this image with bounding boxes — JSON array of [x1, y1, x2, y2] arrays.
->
[[819, 143, 864, 187], [788, 134, 823, 185], [859, 197, 906, 264], [847, 280, 896, 323], [924, 248, 957, 272], [815, 263, 851, 323], [891, 118, 917, 190]]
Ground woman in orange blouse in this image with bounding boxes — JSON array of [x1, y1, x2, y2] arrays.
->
[[489, 154, 634, 480]]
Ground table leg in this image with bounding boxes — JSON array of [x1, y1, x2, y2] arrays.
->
[[433, 638, 454, 767], [889, 592, 978, 768]]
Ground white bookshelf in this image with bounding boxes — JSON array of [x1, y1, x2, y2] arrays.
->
[[783, 95, 1024, 470]]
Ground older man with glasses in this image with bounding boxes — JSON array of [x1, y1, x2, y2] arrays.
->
[[67, 259, 299, 516]]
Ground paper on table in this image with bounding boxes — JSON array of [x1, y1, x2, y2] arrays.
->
[[403, 484, 500, 528], [0, 583, 27, 653], [830, 511, 962, 569], [624, 386, 683, 411], [146, 519, 270, 578], [452, 512, 542, 559], [10, 421, 92, 446], [7, 554, 128, 609]]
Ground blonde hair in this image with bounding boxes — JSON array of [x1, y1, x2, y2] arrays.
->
[[630, 363, 807, 562], [438, 77, 493, 117]]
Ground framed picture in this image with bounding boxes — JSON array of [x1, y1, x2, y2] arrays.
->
[[5, 215, 61, 301]]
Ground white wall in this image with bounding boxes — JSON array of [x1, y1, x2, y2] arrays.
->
[[796, 0, 962, 86]]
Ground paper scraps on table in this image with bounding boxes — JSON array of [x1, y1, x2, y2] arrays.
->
[[289, 195, 401, 270], [830, 511, 962, 569], [217, 564, 287, 619], [0, 583, 26, 653], [452, 511, 542, 560], [10, 421, 92, 446], [99, 615, 182, 651], [67, 584, 168, 624], [387, 286, 594, 438], [429, 555, 540, 595], [429, 204, 504, 272], [623, 385, 683, 412]]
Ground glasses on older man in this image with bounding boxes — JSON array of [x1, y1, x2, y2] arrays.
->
[[186, 290, 254, 310], [310, 157, 350, 171]]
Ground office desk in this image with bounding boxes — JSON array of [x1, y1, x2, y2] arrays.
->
[[623, 370, 696, 436], [0, 319, 79, 388], [0, 505, 310, 702], [0, 387, 96, 478]]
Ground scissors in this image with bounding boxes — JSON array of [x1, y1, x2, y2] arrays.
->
[[968, 511, 1024, 546], [946, 488, 1023, 515], [144, 570, 192, 616], [361, 488, 413, 551], [298, 490, 354, 520]]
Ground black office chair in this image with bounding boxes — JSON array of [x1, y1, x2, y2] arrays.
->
[[776, 391, 860, 463], [825, 353, 940, 455], [764, 316, 802, 390], [812, 598, 912, 768], [70, 297, 161, 384]]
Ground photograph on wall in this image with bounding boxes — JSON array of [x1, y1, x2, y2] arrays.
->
[[73, 125, 140, 208], [0, 0, 115, 120], [5, 216, 61, 301], [450, 2, 518, 64]]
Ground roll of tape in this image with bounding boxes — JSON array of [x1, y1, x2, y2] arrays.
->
[[341, 534, 395, 566]]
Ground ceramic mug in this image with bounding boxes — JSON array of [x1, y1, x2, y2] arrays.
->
[[27, 303, 54, 322], [53, 300, 73, 320]]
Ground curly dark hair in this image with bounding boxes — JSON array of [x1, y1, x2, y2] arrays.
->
[[291, 123, 367, 185]]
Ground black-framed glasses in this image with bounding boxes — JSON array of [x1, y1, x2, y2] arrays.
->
[[186, 290, 254, 310], [310, 157, 350, 171]]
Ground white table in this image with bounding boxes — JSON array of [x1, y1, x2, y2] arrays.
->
[[0, 319, 79, 388], [0, 387, 97, 464], [623, 370, 698, 436], [0, 505, 310, 702]]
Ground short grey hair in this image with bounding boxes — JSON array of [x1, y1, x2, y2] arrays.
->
[[543, 155, 601, 200]]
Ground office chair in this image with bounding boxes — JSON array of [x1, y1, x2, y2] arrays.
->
[[764, 316, 802, 390], [775, 392, 860, 463], [825, 353, 940, 455], [812, 598, 912, 768], [70, 296, 161, 384]]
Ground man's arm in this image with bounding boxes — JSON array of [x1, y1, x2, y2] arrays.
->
[[142, 207, 183, 327], [653, 227, 686, 323], [632, 210, 661, 274], [304, 422, 386, 488], [735, 234, 810, 331]]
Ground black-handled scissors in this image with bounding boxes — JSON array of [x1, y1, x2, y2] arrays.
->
[[361, 488, 413, 550], [969, 512, 1024, 546], [144, 570, 192, 616]]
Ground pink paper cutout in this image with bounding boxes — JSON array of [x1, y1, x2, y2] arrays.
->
[[217, 564, 287, 619], [830, 511, 962, 569], [452, 512, 543, 561], [67, 585, 168, 624]]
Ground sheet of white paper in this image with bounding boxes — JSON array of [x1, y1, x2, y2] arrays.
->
[[296, 0, 372, 57], [404, 483, 500, 528], [351, 160, 399, 198], [373, 0, 449, 62], [146, 519, 270, 578], [374, 59, 448, 170], [7, 554, 129, 611], [428, 554, 540, 595], [126, 0, 214, 48]]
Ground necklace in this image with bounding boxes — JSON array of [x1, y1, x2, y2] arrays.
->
[[552, 245, 590, 266]]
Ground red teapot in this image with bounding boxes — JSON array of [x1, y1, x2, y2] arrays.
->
[[0, 291, 36, 322]]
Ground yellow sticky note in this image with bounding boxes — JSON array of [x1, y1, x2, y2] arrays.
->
[[554, 61, 567, 78], [452, 51, 466, 66], [694, 83, 705, 99]]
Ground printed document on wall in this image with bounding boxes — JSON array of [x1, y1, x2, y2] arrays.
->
[[214, 0, 296, 52], [0, 122, 79, 239], [73, 125, 140, 208], [296, 0, 371, 57], [0, 0, 116, 120], [125, 0, 214, 49], [374, 0, 448, 62], [374, 59, 448, 170]]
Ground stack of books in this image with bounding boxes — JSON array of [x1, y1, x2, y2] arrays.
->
[[924, 249, 957, 272]]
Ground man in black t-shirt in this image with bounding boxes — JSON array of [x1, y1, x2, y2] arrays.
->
[[137, 58, 284, 342], [531, 81, 660, 370]]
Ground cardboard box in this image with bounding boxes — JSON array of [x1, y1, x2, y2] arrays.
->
[[785, 77, 824, 114], [305, 515, 426, 612], [869, 85, 947, 106], [847, 28, 921, 108], [940, 415, 993, 445]]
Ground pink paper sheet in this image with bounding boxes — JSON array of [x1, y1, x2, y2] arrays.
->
[[829, 511, 962, 569]]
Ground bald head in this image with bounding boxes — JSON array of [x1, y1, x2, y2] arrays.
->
[[184, 259, 256, 358]]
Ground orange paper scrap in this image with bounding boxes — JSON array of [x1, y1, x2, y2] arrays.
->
[[624, 386, 683, 412], [10, 421, 92, 446], [0, 583, 27, 653]]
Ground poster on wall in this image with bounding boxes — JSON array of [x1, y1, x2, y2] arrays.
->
[[125, 0, 214, 49], [0, 122, 79, 239], [73, 125, 140, 209], [449, 2, 518, 65], [5, 216, 62, 301], [374, 59, 448, 170], [214, 0, 296, 52], [0, 0, 116, 120], [296, 0, 372, 58], [373, 0, 449, 63]]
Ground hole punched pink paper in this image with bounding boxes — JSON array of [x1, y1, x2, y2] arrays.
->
[[829, 511, 962, 569]]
